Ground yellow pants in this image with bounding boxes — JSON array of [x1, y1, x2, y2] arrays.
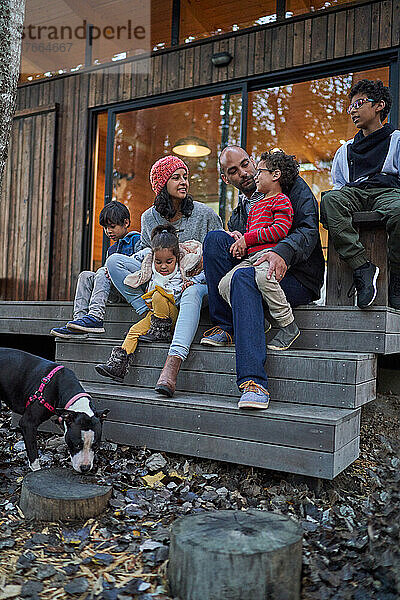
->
[[122, 287, 179, 355]]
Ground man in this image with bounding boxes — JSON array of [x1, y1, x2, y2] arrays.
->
[[202, 146, 325, 409], [320, 79, 400, 309]]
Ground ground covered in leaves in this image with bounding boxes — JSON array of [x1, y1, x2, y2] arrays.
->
[[0, 394, 399, 600]]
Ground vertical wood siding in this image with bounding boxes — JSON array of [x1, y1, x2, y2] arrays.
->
[[14, 76, 90, 300], [6, 0, 399, 300], [0, 106, 56, 300]]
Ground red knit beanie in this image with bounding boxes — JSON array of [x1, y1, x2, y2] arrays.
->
[[149, 155, 189, 196]]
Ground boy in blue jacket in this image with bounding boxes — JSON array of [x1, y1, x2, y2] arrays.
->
[[320, 79, 400, 309], [51, 201, 140, 338]]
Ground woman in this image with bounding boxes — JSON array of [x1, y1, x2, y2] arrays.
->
[[106, 155, 223, 395]]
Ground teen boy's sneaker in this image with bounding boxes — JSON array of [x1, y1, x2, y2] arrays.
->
[[50, 326, 88, 339], [238, 380, 270, 409], [200, 326, 234, 347], [67, 315, 105, 333], [267, 321, 300, 351], [349, 262, 379, 309]]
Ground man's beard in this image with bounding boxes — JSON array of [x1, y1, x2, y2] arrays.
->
[[238, 177, 257, 195]]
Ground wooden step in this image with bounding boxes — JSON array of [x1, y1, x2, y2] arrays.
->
[[11, 382, 361, 480], [85, 382, 360, 480], [56, 338, 376, 409], [273, 305, 400, 354], [1, 301, 399, 354]]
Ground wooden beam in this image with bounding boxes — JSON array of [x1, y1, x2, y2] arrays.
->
[[14, 104, 57, 119]]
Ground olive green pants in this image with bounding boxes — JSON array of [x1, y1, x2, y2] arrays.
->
[[320, 186, 400, 273]]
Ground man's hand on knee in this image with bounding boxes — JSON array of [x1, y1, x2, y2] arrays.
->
[[230, 236, 247, 258], [254, 251, 288, 281], [227, 230, 243, 241]]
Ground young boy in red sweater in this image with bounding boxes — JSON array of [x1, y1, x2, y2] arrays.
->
[[218, 150, 300, 351]]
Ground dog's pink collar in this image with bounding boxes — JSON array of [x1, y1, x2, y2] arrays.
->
[[64, 393, 92, 410]]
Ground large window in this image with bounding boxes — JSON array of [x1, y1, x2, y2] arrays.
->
[[91, 93, 241, 269], [91, 112, 108, 271], [20, 0, 170, 83], [91, 65, 392, 268], [247, 66, 390, 256], [21, 0, 86, 82], [286, 0, 360, 18], [179, 0, 277, 43], [20, 0, 364, 82]]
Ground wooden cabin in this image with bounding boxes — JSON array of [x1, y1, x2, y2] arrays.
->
[[1, 0, 398, 300], [1, 0, 399, 479]]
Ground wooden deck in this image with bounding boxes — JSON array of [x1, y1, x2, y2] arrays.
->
[[2, 300, 398, 479], [0, 301, 399, 354]]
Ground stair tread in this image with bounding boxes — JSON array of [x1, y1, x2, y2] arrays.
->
[[57, 338, 376, 360], [85, 382, 359, 425]]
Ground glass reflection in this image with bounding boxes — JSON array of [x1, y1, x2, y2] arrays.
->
[[286, 0, 360, 18], [179, 0, 276, 43], [91, 93, 241, 267], [247, 67, 390, 256]]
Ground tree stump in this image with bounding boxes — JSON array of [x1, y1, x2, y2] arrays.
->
[[168, 509, 303, 600], [20, 468, 112, 521]]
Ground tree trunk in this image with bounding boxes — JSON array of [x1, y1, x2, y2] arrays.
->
[[0, 0, 25, 196], [20, 468, 113, 521], [168, 509, 303, 600]]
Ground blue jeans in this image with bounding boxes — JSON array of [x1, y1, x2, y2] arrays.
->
[[169, 282, 208, 360], [203, 230, 314, 389], [105, 253, 149, 315]]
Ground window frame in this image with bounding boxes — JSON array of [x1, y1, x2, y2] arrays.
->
[[83, 46, 400, 268]]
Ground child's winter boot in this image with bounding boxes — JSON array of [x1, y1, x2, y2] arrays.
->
[[95, 346, 129, 382], [139, 315, 173, 342]]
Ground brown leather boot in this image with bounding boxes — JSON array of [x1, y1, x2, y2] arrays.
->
[[155, 355, 182, 397]]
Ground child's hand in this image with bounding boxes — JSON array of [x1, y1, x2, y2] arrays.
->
[[182, 279, 194, 290], [227, 230, 243, 241], [104, 267, 111, 281], [230, 236, 247, 258]]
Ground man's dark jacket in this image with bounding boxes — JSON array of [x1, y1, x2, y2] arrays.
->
[[228, 176, 325, 299]]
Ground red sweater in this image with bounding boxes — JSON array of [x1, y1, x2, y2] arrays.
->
[[244, 192, 293, 256]]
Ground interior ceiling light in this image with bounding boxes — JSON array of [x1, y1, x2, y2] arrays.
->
[[172, 136, 211, 158]]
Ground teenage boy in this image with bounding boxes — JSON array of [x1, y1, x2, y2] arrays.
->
[[320, 79, 400, 309], [202, 146, 325, 409], [51, 201, 140, 338]]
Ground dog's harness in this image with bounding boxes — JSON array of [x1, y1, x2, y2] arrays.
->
[[25, 365, 65, 413], [25, 366, 92, 419]]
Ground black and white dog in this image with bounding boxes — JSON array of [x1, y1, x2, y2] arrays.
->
[[0, 348, 108, 472]]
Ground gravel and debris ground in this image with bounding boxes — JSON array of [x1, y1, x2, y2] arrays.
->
[[0, 393, 399, 600]]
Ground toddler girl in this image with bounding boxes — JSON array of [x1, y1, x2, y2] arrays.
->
[[95, 224, 202, 382]]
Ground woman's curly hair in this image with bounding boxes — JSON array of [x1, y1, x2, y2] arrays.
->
[[260, 150, 299, 194], [349, 79, 392, 123], [154, 185, 194, 220]]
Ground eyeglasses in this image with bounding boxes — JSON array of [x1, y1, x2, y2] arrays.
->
[[255, 168, 273, 176], [346, 98, 375, 114]]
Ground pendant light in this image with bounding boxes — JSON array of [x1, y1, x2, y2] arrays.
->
[[172, 135, 211, 158]]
